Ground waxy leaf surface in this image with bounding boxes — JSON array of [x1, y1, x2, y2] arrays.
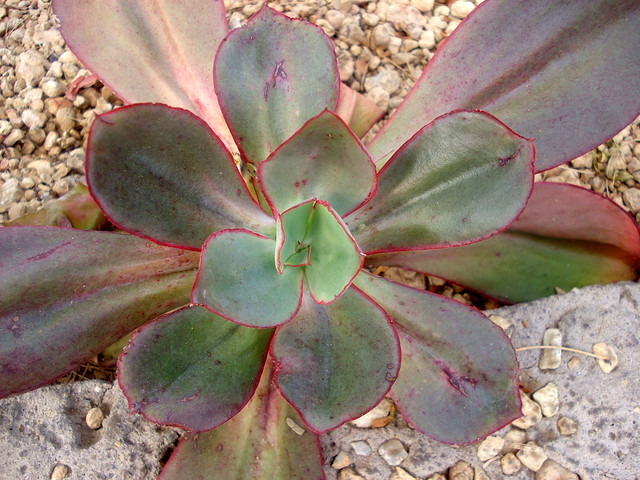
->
[[271, 288, 400, 433], [192, 229, 303, 327], [354, 272, 520, 445], [0, 227, 198, 398], [335, 84, 385, 139], [159, 360, 324, 480], [367, 183, 640, 303], [258, 110, 376, 217], [52, 0, 235, 151], [118, 305, 272, 431], [368, 0, 640, 172], [87, 104, 273, 250], [214, 6, 339, 165], [347, 110, 534, 254], [277, 200, 364, 303]]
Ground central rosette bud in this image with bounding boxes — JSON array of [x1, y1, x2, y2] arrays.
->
[[276, 198, 364, 304]]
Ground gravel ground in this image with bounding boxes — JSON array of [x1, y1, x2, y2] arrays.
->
[[1, 1, 639, 479]]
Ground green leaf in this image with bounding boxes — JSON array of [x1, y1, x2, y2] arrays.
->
[[118, 305, 273, 431], [52, 0, 235, 150], [335, 84, 385, 139], [277, 200, 364, 303], [367, 0, 640, 172], [192, 229, 303, 327], [354, 272, 521, 445], [3, 182, 107, 230], [0, 227, 198, 399], [271, 288, 400, 433], [214, 6, 339, 165], [367, 182, 640, 303], [158, 359, 324, 480], [258, 109, 376, 216], [87, 104, 273, 250], [346, 110, 534, 254]]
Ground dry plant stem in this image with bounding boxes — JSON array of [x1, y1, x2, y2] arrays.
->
[[516, 345, 609, 360]]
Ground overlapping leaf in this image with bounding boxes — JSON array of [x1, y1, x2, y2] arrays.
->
[[87, 104, 273, 250], [368, 0, 640, 172], [367, 183, 640, 302], [346, 110, 534, 254], [52, 0, 235, 150], [214, 6, 339, 165], [118, 305, 273, 431], [354, 272, 520, 444], [158, 360, 324, 480], [0, 227, 198, 398], [335, 84, 385, 139], [258, 110, 376, 217], [271, 288, 400, 433]]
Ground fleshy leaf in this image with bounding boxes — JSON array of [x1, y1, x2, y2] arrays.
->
[[2, 182, 106, 230], [0, 227, 198, 399], [118, 305, 272, 431], [214, 6, 339, 165], [368, 0, 640, 172], [346, 110, 534, 254], [192, 229, 303, 327], [277, 200, 364, 303], [258, 110, 376, 217], [271, 288, 400, 433], [52, 0, 235, 151], [354, 272, 521, 445], [158, 359, 324, 480], [367, 182, 640, 303], [87, 104, 273, 250], [335, 84, 385, 139]]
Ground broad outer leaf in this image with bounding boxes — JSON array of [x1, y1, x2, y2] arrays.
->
[[0, 227, 198, 399], [192, 229, 303, 327], [368, 0, 640, 172], [2, 182, 107, 230], [277, 200, 364, 303], [118, 305, 273, 431], [158, 359, 324, 480], [87, 104, 273, 250], [367, 183, 640, 303], [335, 84, 385, 139], [52, 0, 235, 151], [258, 110, 376, 217], [346, 110, 534, 254], [271, 288, 400, 433], [214, 6, 339, 165], [354, 272, 521, 445]]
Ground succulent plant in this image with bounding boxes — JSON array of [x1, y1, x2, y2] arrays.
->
[[1, 1, 639, 478]]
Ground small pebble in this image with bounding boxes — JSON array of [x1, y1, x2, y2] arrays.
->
[[378, 438, 408, 466], [557, 416, 578, 436], [338, 468, 366, 480], [502, 428, 527, 454], [532, 383, 559, 417], [535, 460, 579, 480], [427, 475, 446, 480], [332, 451, 352, 469], [390, 467, 418, 480], [473, 467, 490, 480], [540, 328, 562, 369], [567, 357, 581, 369], [448, 460, 473, 480], [450, 1, 475, 18], [511, 392, 542, 429], [350, 397, 394, 428], [476, 435, 504, 461], [516, 441, 547, 472], [501, 452, 522, 475], [51, 464, 69, 480], [351, 440, 371, 456], [85, 406, 104, 429], [592, 342, 618, 373], [285, 417, 305, 435]]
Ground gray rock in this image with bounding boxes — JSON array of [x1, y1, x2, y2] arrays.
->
[[622, 187, 640, 212], [16, 51, 45, 88], [0, 380, 179, 480], [378, 439, 408, 466], [352, 440, 372, 456], [0, 177, 22, 213], [364, 68, 401, 95]]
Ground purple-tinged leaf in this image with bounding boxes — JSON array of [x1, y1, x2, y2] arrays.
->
[[87, 104, 273, 251], [0, 227, 198, 399], [258, 110, 376, 217], [271, 288, 400, 433], [159, 359, 324, 480], [367, 183, 640, 303], [354, 272, 520, 445], [346, 110, 534, 254], [52, 0, 235, 150], [118, 305, 272, 431], [214, 6, 339, 165], [368, 0, 640, 172], [335, 84, 385, 139], [276, 200, 364, 304], [192, 229, 303, 327], [2, 182, 106, 230]]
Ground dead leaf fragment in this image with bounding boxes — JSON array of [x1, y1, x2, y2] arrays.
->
[[592, 343, 618, 373]]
